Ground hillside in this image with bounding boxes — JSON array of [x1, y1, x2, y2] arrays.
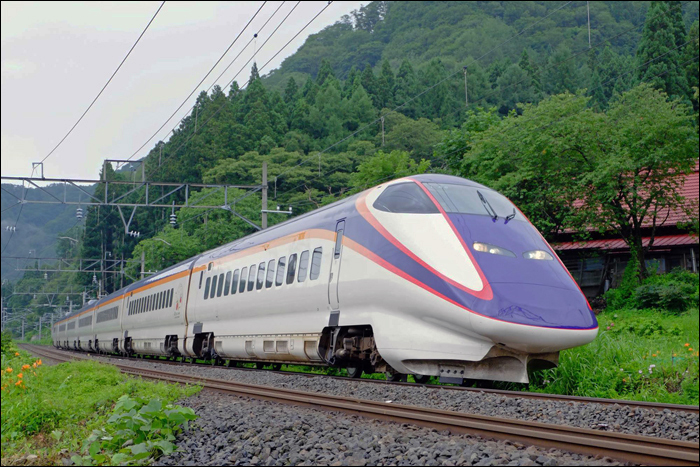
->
[[1, 184, 93, 281], [263, 1, 699, 89]]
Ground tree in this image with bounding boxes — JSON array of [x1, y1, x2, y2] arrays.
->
[[572, 84, 697, 278], [316, 59, 336, 86], [683, 20, 699, 111], [377, 59, 395, 109], [284, 77, 298, 104], [463, 85, 698, 280], [378, 111, 443, 161], [394, 60, 417, 117], [350, 150, 430, 190], [361, 64, 379, 108], [636, 1, 690, 102]]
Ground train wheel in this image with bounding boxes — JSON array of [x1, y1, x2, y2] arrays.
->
[[385, 368, 406, 382], [413, 374, 431, 384], [271, 363, 282, 371], [255, 362, 264, 370], [347, 366, 363, 379]]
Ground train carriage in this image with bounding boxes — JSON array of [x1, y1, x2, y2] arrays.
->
[[53, 175, 597, 384]]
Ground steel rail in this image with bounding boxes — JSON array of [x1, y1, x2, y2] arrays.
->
[[20, 345, 700, 466], [26, 344, 699, 415]]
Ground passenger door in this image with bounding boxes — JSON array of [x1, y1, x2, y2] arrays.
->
[[328, 220, 345, 324]]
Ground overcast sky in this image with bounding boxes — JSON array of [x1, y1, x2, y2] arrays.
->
[[1, 1, 363, 180]]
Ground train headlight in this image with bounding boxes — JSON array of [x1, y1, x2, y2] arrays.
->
[[472, 242, 516, 257], [523, 250, 554, 260]]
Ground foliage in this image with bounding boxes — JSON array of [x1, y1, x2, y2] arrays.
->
[[1, 331, 13, 354], [350, 150, 430, 190], [1, 352, 199, 464], [636, 1, 691, 102], [530, 307, 699, 404], [605, 249, 641, 309], [70, 395, 197, 466], [633, 268, 700, 314], [459, 84, 698, 275]]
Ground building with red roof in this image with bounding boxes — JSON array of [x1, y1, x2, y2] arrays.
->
[[552, 163, 698, 298]]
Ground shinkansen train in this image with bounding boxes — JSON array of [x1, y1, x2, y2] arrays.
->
[[53, 174, 598, 384]]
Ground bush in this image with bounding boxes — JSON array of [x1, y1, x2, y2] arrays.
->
[[633, 269, 699, 314], [71, 395, 197, 466], [1, 331, 14, 354]]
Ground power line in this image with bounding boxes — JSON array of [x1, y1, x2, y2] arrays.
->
[[39, 1, 166, 165], [125, 1, 268, 162], [144, 0, 330, 181]]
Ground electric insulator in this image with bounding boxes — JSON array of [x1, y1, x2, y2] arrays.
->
[[76, 208, 83, 220], [169, 213, 177, 226]]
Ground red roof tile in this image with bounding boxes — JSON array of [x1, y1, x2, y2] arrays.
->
[[553, 234, 698, 251]]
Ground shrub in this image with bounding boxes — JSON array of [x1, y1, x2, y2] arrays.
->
[[605, 252, 640, 310], [71, 395, 197, 466], [633, 268, 699, 314]]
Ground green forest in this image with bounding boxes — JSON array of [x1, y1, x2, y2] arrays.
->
[[2, 1, 698, 336]]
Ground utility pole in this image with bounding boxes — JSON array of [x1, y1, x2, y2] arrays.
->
[[463, 66, 468, 107], [262, 162, 268, 230], [21, 318, 25, 341], [39, 316, 42, 340], [140, 251, 145, 280]]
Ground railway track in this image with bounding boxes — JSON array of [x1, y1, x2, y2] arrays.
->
[[23, 344, 699, 415], [21, 344, 700, 466]]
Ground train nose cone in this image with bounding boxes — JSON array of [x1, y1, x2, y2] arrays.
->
[[486, 282, 597, 329]]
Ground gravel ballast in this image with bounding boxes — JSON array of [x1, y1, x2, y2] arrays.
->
[[154, 390, 628, 467], [59, 351, 698, 443]]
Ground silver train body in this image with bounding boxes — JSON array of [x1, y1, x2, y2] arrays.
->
[[53, 175, 598, 383]]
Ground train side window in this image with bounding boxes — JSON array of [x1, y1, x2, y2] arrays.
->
[[139, 298, 143, 313], [136, 299, 139, 314], [217, 273, 225, 298], [275, 257, 286, 286], [169, 289, 174, 307], [199, 271, 203, 289], [286, 254, 297, 285], [231, 269, 240, 294], [239, 267, 248, 293], [247, 265, 256, 292], [266, 259, 275, 288], [298, 250, 310, 282], [256, 262, 265, 290], [141, 298, 144, 313], [158, 292, 162, 309], [310, 247, 323, 280], [161, 291, 165, 308], [224, 271, 232, 296], [210, 275, 218, 299], [149, 295, 153, 312], [204, 277, 211, 300]]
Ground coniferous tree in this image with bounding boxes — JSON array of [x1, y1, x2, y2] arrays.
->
[[377, 59, 395, 109], [343, 66, 360, 99], [316, 59, 336, 87], [636, 1, 690, 101], [394, 60, 417, 117], [683, 20, 699, 111], [301, 77, 319, 105], [284, 77, 298, 104], [361, 64, 379, 107]]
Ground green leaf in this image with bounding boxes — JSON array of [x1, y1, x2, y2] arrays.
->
[[88, 440, 101, 458], [129, 442, 149, 455]]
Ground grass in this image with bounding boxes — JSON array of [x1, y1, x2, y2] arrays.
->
[[530, 307, 699, 405], [1, 341, 200, 465]]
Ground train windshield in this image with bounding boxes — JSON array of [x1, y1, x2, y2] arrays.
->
[[423, 183, 522, 222], [373, 182, 440, 214]]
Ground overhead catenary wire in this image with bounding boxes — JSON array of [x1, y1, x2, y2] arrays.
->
[[144, 0, 331, 181], [125, 1, 268, 163], [272, 0, 693, 201], [136, 0, 298, 169], [73, 1, 326, 243], [39, 1, 166, 166]]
